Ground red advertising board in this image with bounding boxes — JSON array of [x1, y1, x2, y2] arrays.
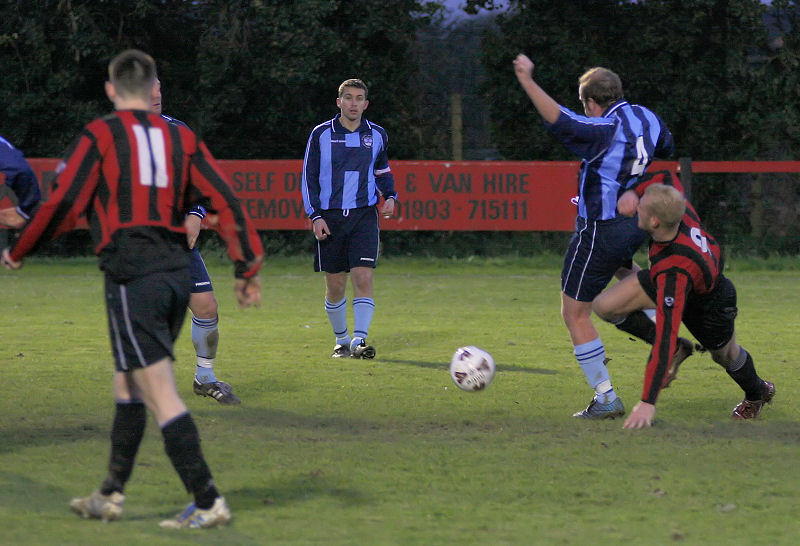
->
[[219, 159, 579, 231], [19, 158, 684, 232]]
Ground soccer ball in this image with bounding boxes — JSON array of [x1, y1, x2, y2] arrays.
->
[[449, 346, 495, 391]]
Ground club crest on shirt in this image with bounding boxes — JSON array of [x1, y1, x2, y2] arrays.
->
[[664, 296, 674, 307], [362, 134, 373, 148]]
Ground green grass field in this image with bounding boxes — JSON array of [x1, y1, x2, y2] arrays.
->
[[1, 255, 799, 545]]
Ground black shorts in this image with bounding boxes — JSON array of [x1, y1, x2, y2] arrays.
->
[[561, 216, 646, 302], [637, 270, 738, 350], [189, 247, 213, 293], [314, 207, 380, 273], [104, 268, 192, 371]]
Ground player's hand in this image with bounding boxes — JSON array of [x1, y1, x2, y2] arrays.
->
[[0, 207, 26, 229], [513, 54, 535, 82], [234, 275, 261, 309], [1, 247, 23, 270], [623, 401, 656, 429], [380, 197, 395, 219], [184, 214, 202, 249], [312, 218, 331, 241], [617, 190, 640, 217]]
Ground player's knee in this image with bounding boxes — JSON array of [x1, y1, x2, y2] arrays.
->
[[710, 348, 733, 367], [561, 306, 591, 330], [591, 297, 613, 321], [350, 269, 373, 294], [189, 292, 218, 318], [710, 341, 739, 368]]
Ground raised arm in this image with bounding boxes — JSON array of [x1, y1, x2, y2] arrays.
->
[[513, 54, 562, 124]]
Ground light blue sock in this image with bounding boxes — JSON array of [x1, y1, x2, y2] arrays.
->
[[352, 297, 375, 344], [574, 338, 616, 403], [192, 315, 218, 383], [325, 298, 350, 346]]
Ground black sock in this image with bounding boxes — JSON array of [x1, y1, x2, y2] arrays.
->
[[100, 401, 146, 495], [726, 349, 764, 400], [614, 310, 656, 345], [161, 412, 219, 509]]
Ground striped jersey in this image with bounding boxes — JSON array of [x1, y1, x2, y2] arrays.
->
[[633, 172, 723, 404], [159, 113, 206, 220], [546, 101, 674, 221], [0, 134, 41, 219], [10, 109, 262, 280], [301, 114, 397, 221]]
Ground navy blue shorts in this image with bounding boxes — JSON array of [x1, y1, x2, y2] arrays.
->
[[104, 269, 192, 371], [561, 216, 647, 302], [638, 270, 737, 350], [190, 247, 213, 293], [314, 207, 379, 273]]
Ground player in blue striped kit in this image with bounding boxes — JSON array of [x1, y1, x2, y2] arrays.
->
[[301, 78, 397, 359], [513, 54, 691, 419], [0, 134, 41, 228], [151, 78, 241, 404]]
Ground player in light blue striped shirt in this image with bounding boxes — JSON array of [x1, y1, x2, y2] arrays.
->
[[514, 54, 681, 420], [302, 79, 397, 360]]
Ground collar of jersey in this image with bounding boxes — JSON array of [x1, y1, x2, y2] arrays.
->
[[603, 100, 629, 118], [332, 113, 371, 133]]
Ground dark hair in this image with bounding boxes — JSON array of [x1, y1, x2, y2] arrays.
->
[[338, 78, 368, 99], [578, 67, 623, 108], [108, 49, 156, 99]]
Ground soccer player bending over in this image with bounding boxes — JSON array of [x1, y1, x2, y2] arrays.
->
[[0, 134, 41, 228], [2, 49, 262, 528], [592, 174, 774, 428]]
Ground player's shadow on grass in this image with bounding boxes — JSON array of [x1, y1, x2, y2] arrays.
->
[[229, 471, 372, 510], [0, 423, 105, 454], [378, 357, 558, 375]]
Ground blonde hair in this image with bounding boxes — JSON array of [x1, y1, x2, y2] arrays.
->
[[643, 184, 685, 228], [108, 49, 156, 99]]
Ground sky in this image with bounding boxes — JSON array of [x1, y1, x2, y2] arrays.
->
[[440, 0, 509, 21]]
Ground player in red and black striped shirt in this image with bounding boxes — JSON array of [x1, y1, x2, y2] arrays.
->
[[2, 49, 262, 528], [593, 174, 774, 428]]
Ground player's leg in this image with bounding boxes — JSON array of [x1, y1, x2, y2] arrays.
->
[[325, 272, 351, 357], [136, 271, 229, 528], [347, 207, 379, 359], [562, 293, 623, 418], [130, 357, 231, 528], [596, 268, 693, 387], [593, 270, 657, 343], [0, 184, 28, 228], [70, 274, 165, 522], [614, 260, 656, 321], [75, 269, 228, 528], [187, 249, 239, 405], [686, 276, 774, 419], [190, 287, 219, 384], [711, 336, 774, 419], [188, 250, 218, 371], [561, 219, 627, 419], [350, 266, 376, 358], [72, 271, 201, 525], [316, 211, 352, 357], [70, 370, 143, 522]]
